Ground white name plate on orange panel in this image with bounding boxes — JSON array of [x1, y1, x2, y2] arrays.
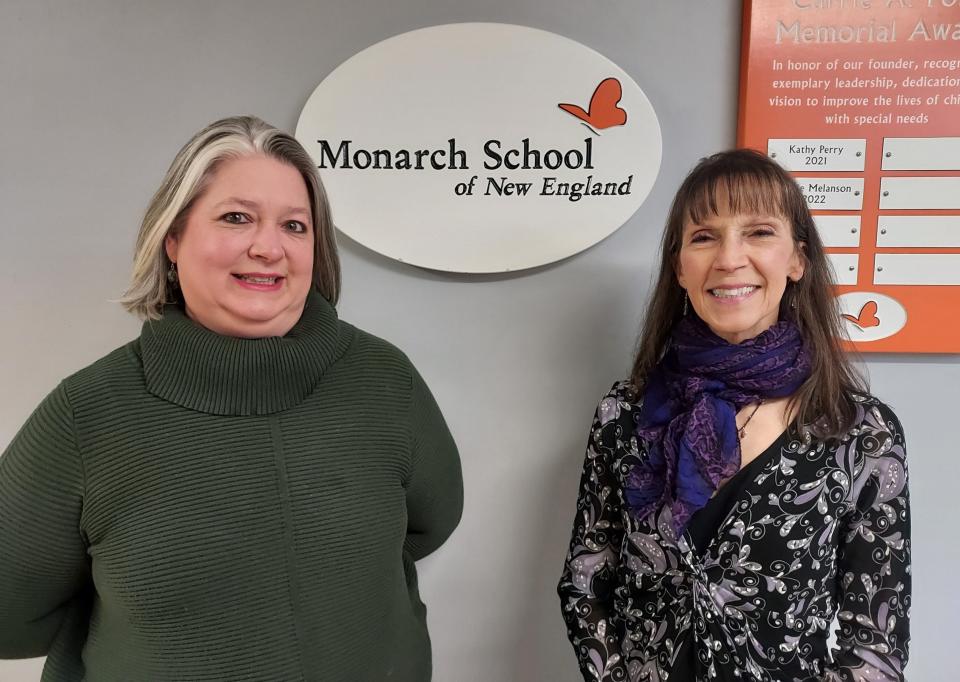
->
[[877, 216, 960, 248], [828, 253, 859, 286], [874, 254, 960, 286], [880, 177, 960, 210], [813, 215, 861, 248], [881, 137, 960, 171], [768, 139, 865, 172], [796, 178, 864, 211]]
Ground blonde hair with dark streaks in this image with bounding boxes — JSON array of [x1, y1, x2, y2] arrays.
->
[[629, 148, 866, 439], [120, 115, 340, 319]]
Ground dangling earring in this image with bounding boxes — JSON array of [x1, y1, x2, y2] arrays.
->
[[789, 280, 799, 310], [167, 261, 179, 286], [683, 291, 689, 316]]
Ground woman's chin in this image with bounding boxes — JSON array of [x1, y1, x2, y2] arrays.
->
[[188, 304, 301, 339], [702, 316, 776, 345]]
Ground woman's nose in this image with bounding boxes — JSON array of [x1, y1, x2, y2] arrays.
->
[[713, 236, 748, 271], [248, 224, 284, 262]]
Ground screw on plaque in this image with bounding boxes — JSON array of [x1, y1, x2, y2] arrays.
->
[[770, 152, 777, 158], [881, 228, 887, 234], [854, 191, 860, 196], [885, 152, 892, 157], [848, 266, 855, 271], [856, 151, 862, 157], [883, 191, 889, 196], [851, 228, 858, 233], [877, 267, 884, 272]]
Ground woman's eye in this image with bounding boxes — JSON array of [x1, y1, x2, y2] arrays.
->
[[284, 221, 308, 234], [751, 228, 775, 237], [221, 212, 250, 224], [690, 233, 713, 243]]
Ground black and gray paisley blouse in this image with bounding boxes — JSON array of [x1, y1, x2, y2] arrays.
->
[[558, 381, 910, 681]]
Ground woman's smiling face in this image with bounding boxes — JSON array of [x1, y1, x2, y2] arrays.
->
[[164, 154, 315, 339], [676, 203, 805, 345]]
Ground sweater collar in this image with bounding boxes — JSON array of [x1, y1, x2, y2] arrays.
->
[[140, 289, 343, 415]]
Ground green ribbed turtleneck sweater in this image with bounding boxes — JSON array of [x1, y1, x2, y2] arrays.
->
[[0, 291, 463, 681]]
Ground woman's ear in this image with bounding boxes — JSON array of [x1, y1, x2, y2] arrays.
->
[[789, 241, 806, 282], [675, 261, 687, 290], [165, 233, 179, 263]]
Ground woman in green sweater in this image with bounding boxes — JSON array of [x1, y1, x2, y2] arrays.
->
[[0, 116, 463, 681]]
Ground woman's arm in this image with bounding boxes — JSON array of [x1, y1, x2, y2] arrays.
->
[[557, 386, 629, 682], [825, 402, 910, 682], [0, 383, 90, 658], [403, 367, 463, 561]]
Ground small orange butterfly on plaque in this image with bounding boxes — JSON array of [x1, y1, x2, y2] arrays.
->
[[558, 78, 628, 135], [841, 301, 881, 330]]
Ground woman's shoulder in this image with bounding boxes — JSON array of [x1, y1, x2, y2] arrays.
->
[[803, 393, 908, 491], [588, 379, 644, 450], [61, 339, 144, 394], [337, 321, 412, 368], [334, 321, 434, 394], [18, 339, 145, 424], [599, 379, 641, 407], [846, 392, 906, 443], [795, 392, 905, 457], [594, 379, 643, 420]]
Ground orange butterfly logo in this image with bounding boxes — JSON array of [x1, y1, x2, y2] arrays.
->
[[841, 301, 881, 329], [558, 78, 628, 135]]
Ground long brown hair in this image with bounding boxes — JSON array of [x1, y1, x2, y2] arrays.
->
[[629, 149, 865, 438]]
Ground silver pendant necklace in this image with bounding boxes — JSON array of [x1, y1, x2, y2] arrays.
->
[[737, 399, 764, 440]]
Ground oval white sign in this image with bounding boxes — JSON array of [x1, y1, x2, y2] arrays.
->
[[837, 292, 908, 343], [296, 23, 662, 273]]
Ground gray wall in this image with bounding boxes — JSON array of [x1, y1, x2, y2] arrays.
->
[[1, 2, 954, 680]]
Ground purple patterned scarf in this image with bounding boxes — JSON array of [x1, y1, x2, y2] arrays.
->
[[626, 316, 812, 534]]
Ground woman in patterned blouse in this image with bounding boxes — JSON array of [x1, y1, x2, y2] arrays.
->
[[558, 149, 910, 681]]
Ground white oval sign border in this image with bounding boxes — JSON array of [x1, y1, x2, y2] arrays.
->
[[296, 22, 662, 274], [838, 292, 908, 343]]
